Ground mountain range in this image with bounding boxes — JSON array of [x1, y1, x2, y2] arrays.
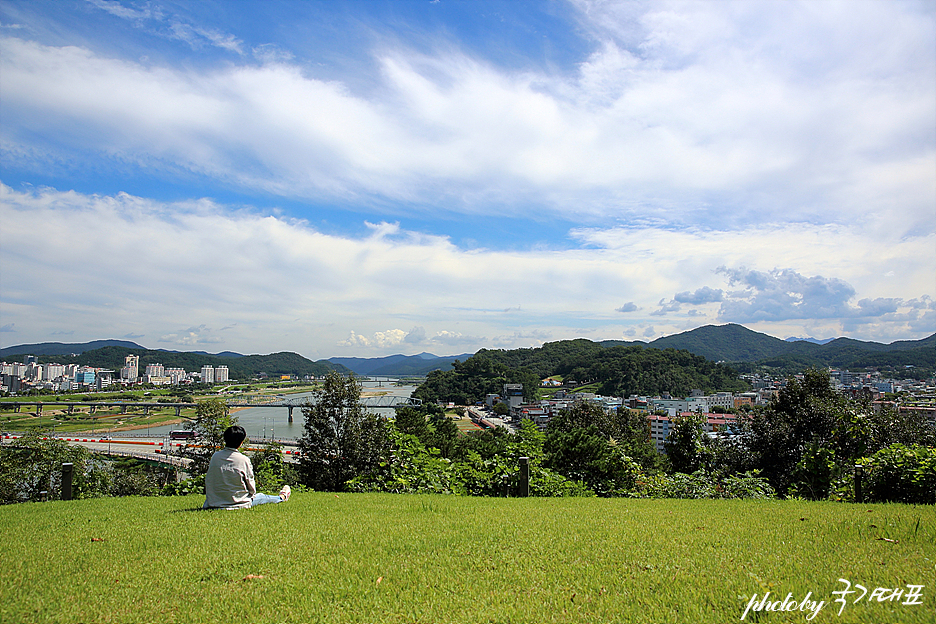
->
[[327, 353, 472, 376], [2, 324, 933, 377], [599, 324, 934, 373]]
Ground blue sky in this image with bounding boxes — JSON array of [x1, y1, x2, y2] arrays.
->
[[1, 0, 934, 359]]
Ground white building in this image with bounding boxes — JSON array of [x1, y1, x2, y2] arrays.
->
[[121, 354, 139, 382], [215, 365, 229, 383], [648, 412, 741, 452], [43, 364, 65, 381], [200, 365, 215, 384]]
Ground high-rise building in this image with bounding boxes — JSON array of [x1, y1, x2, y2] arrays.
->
[[200, 365, 215, 384], [145, 363, 165, 378], [43, 364, 65, 381], [25, 363, 42, 381], [215, 365, 229, 383], [121, 354, 139, 382]]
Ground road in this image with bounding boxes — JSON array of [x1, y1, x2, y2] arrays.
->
[[1, 434, 301, 463]]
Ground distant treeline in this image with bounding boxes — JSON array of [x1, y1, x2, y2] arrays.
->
[[35, 346, 346, 379], [414, 339, 749, 405]]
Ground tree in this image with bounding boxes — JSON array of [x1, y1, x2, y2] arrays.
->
[[739, 369, 845, 495], [547, 401, 605, 433], [598, 407, 664, 473], [183, 398, 236, 475], [544, 426, 640, 496], [0, 431, 106, 503], [299, 372, 390, 491], [393, 406, 431, 441], [664, 412, 706, 474]]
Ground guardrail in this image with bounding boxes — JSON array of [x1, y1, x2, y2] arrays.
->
[[92, 448, 191, 468]]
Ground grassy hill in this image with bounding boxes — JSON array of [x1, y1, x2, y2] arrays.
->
[[2, 493, 933, 623]]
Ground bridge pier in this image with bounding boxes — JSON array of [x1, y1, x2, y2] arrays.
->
[[90, 405, 96, 415], [68, 405, 74, 416], [175, 406, 182, 418], [121, 405, 128, 414], [37, 403, 42, 415], [144, 405, 150, 416], [288, 406, 294, 423]]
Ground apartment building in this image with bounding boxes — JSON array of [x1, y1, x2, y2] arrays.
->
[[647, 412, 741, 452]]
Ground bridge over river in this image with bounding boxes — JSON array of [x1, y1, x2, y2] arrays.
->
[[224, 394, 421, 422], [3, 395, 421, 423]]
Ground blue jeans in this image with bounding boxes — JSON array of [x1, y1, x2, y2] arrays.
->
[[250, 493, 283, 507]]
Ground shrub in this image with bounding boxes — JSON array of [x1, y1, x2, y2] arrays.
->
[[633, 470, 774, 500], [855, 444, 936, 504]]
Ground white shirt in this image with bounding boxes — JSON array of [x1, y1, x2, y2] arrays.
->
[[203, 447, 256, 509]]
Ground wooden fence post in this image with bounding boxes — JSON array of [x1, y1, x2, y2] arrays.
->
[[61, 462, 74, 501], [854, 464, 864, 503], [519, 456, 530, 498]]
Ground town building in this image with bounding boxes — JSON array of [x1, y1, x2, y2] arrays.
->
[[120, 354, 139, 382]]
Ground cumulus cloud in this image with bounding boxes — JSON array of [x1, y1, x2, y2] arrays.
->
[[715, 267, 857, 322], [158, 325, 223, 347], [403, 326, 427, 344], [651, 300, 681, 317], [616, 302, 639, 313], [1, 183, 932, 356], [340, 327, 481, 350], [710, 267, 934, 337], [674, 287, 724, 305]]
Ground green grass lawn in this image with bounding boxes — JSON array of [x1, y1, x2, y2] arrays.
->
[[1, 494, 933, 623]]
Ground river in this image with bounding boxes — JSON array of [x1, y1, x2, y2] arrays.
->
[[140, 379, 416, 440]]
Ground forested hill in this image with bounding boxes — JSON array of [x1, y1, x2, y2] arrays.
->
[[0, 339, 147, 358], [601, 324, 935, 373], [413, 340, 748, 405], [32, 346, 347, 379]]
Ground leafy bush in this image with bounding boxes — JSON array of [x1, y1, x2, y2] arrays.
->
[[854, 444, 936, 504], [160, 475, 204, 497], [633, 470, 774, 500], [0, 432, 108, 503], [789, 444, 837, 500]]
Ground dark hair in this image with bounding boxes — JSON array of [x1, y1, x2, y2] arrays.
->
[[223, 425, 247, 448]]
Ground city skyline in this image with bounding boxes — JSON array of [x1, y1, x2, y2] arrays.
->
[[1, 0, 934, 359]]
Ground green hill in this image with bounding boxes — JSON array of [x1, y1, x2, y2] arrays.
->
[[0, 339, 147, 358], [603, 324, 934, 374], [415, 340, 748, 404], [34, 345, 347, 379]]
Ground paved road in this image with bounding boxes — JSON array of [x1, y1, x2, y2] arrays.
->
[[1, 434, 301, 462]]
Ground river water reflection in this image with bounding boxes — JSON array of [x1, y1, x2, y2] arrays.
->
[[143, 380, 415, 440]]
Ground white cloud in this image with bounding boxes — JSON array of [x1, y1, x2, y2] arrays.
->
[[674, 287, 724, 305], [1, 0, 932, 229], [86, 0, 244, 54], [1, 165, 933, 356], [158, 325, 223, 347]]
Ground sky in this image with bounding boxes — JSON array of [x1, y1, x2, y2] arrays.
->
[[1, 0, 934, 360]]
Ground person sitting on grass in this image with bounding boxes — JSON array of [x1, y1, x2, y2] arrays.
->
[[203, 425, 291, 509]]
